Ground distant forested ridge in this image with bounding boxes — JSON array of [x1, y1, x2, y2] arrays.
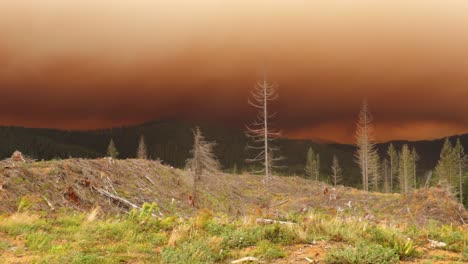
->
[[0, 120, 467, 200]]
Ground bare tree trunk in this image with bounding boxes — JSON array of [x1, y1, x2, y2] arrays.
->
[[382, 159, 390, 193], [187, 127, 220, 208], [404, 159, 408, 194], [459, 152, 463, 204], [263, 79, 270, 185], [331, 154, 342, 186], [316, 154, 320, 181], [390, 156, 393, 192], [246, 74, 281, 194], [414, 159, 417, 188]]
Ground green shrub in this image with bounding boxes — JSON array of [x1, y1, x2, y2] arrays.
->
[[26, 232, 55, 252], [53, 213, 84, 236], [87, 220, 128, 241], [391, 238, 418, 260], [0, 214, 49, 236], [195, 209, 214, 229], [325, 243, 399, 264], [126, 229, 167, 245], [367, 226, 391, 244], [325, 224, 358, 242], [70, 253, 102, 264], [253, 240, 286, 260], [222, 226, 263, 249], [262, 224, 297, 245], [161, 240, 220, 264], [428, 224, 467, 252], [205, 221, 236, 236], [0, 240, 11, 251], [128, 202, 159, 222], [17, 196, 33, 212], [48, 244, 73, 254], [462, 247, 468, 262], [367, 226, 418, 259], [159, 216, 177, 230]]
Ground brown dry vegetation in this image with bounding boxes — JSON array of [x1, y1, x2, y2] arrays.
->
[[0, 158, 466, 225]]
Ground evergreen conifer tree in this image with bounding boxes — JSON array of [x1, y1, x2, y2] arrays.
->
[[107, 139, 119, 159], [305, 147, 319, 180], [387, 143, 399, 192]]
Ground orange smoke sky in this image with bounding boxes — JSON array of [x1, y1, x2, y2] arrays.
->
[[1, 1, 468, 143]]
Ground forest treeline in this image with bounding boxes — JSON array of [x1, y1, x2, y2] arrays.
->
[[0, 119, 467, 205]]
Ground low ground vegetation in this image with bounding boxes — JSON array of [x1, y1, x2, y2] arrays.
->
[[0, 159, 467, 263], [0, 206, 466, 263]]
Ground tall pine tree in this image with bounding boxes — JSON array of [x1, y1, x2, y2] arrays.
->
[[387, 143, 398, 193], [370, 154, 381, 191], [435, 138, 457, 188], [454, 138, 466, 203], [305, 147, 319, 180], [382, 158, 390, 193], [411, 147, 419, 188], [399, 144, 413, 194]]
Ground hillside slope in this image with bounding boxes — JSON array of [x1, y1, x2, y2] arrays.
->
[[1, 158, 466, 226]]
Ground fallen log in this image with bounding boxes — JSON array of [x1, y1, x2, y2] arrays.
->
[[93, 187, 140, 210], [93, 187, 163, 217], [256, 218, 295, 226], [231, 256, 261, 263]]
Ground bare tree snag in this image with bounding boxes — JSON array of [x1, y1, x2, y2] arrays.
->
[[186, 127, 220, 208], [355, 100, 379, 192], [246, 73, 282, 188]]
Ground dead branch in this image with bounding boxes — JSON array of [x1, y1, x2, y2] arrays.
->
[[231, 256, 262, 263], [93, 187, 140, 210], [428, 239, 447, 248], [105, 176, 117, 194], [457, 205, 466, 225], [144, 174, 156, 186], [42, 195, 55, 211], [256, 218, 295, 226], [271, 200, 288, 208]]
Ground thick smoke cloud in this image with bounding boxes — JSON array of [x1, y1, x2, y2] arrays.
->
[[1, 1, 468, 143]]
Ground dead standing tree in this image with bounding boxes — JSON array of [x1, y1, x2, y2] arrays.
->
[[245, 76, 282, 190], [137, 135, 148, 159], [331, 154, 343, 186], [355, 100, 379, 192], [186, 127, 220, 208]]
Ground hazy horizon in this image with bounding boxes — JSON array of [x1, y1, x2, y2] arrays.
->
[[2, 1, 468, 143]]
